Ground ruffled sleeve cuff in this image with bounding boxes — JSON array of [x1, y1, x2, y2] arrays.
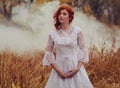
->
[[77, 48, 89, 63], [43, 51, 56, 66]]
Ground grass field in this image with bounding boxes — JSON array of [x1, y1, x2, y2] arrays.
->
[[0, 45, 120, 88]]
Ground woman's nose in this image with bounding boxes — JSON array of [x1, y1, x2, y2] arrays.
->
[[59, 14, 63, 17]]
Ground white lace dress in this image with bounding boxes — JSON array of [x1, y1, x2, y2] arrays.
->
[[43, 26, 94, 88]]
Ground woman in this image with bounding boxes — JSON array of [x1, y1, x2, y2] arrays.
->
[[43, 4, 94, 88]]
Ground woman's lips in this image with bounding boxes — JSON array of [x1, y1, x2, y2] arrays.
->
[[59, 18, 64, 21]]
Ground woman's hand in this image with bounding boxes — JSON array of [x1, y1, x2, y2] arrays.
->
[[57, 70, 67, 79], [50, 63, 67, 79], [67, 61, 83, 78], [67, 68, 80, 78]]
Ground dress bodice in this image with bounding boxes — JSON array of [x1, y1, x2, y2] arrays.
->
[[49, 26, 81, 46], [49, 26, 81, 59], [43, 26, 89, 66]]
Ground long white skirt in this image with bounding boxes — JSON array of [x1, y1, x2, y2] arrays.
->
[[45, 59, 94, 88]]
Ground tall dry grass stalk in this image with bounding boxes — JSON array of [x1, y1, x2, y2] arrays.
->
[[87, 45, 120, 88], [0, 45, 120, 88]]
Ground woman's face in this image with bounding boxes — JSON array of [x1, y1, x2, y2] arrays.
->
[[58, 9, 70, 24]]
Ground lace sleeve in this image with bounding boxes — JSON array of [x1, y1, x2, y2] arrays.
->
[[43, 34, 56, 66], [77, 31, 89, 63]]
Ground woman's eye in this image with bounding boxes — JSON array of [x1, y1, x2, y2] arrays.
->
[[63, 13, 67, 15], [59, 11, 68, 16]]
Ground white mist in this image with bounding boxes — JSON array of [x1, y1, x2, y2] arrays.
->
[[0, 1, 119, 54]]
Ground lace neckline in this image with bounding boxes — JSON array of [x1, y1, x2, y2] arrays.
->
[[50, 26, 81, 45], [57, 26, 74, 37]]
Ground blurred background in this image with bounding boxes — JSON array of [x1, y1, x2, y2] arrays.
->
[[0, 0, 120, 54]]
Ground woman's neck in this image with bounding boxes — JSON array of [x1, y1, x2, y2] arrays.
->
[[61, 23, 70, 30]]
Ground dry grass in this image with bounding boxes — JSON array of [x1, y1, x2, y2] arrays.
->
[[87, 45, 120, 88], [0, 46, 120, 88], [0, 51, 51, 88]]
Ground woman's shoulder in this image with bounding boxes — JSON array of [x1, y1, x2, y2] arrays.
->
[[72, 26, 82, 34], [49, 29, 56, 36]]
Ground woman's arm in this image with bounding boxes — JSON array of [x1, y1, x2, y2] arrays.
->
[[67, 30, 87, 78], [67, 61, 83, 78], [43, 35, 67, 79], [76, 61, 84, 71], [51, 63, 67, 79]]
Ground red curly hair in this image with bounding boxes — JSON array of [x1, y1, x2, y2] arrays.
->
[[53, 4, 74, 30]]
